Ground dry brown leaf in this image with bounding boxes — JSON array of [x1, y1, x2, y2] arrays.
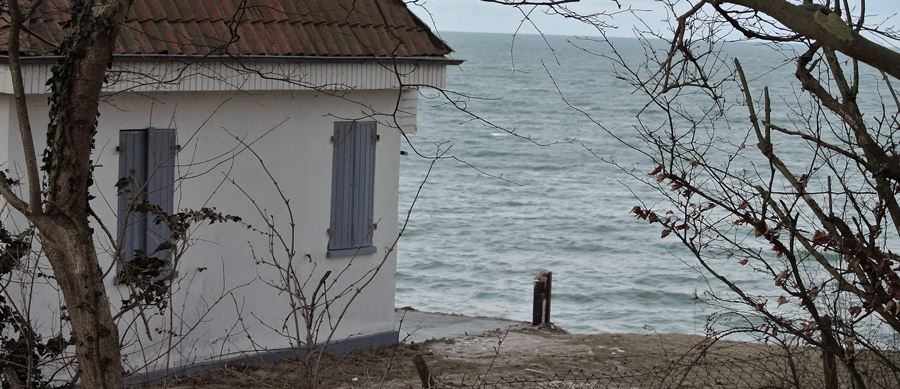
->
[[777, 296, 789, 307], [812, 230, 830, 246], [808, 286, 819, 301], [774, 271, 788, 286]]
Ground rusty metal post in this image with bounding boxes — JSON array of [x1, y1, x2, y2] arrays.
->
[[532, 270, 552, 325], [543, 271, 552, 324], [532, 277, 544, 325]]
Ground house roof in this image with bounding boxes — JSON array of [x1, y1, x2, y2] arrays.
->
[[1, 0, 453, 58]]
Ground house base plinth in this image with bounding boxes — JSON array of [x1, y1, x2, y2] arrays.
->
[[125, 330, 400, 385]]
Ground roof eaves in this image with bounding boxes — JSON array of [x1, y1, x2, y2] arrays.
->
[[0, 54, 465, 66], [394, 1, 454, 54]]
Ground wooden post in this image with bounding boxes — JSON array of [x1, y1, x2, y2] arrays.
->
[[532, 276, 543, 325], [543, 271, 552, 324], [532, 270, 552, 325]]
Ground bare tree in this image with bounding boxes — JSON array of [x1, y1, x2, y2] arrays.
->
[[615, 1, 900, 387], [473, 0, 900, 386], [0, 1, 134, 387]]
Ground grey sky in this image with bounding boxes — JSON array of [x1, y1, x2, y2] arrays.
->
[[409, 1, 898, 38], [408, 0, 668, 38]]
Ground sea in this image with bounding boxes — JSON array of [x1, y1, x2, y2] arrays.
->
[[394, 32, 885, 335]]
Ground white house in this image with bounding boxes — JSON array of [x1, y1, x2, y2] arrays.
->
[[0, 0, 458, 383]]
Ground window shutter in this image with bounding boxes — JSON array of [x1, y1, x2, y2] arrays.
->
[[146, 128, 176, 271], [355, 121, 376, 249], [116, 128, 176, 279], [328, 121, 377, 257], [330, 122, 352, 251], [118, 130, 148, 264]]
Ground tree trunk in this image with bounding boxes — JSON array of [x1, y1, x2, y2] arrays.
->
[[42, 228, 123, 388], [1, 1, 133, 386], [32, 1, 134, 387]]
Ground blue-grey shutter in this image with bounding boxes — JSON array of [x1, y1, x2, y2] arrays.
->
[[350, 121, 376, 249], [328, 121, 377, 257], [331, 122, 351, 250], [116, 128, 176, 277], [146, 128, 176, 271], [118, 130, 148, 265]]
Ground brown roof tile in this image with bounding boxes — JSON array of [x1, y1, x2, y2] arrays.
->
[[202, 1, 228, 23], [1, 0, 452, 57], [145, 0, 168, 22], [191, 2, 212, 23]]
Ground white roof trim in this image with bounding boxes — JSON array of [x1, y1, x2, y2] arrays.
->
[[0, 59, 449, 94]]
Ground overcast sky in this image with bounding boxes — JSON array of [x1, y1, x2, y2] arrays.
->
[[408, 1, 898, 38], [408, 0, 667, 38]]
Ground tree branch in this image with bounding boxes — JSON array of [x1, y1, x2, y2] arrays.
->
[[0, 173, 29, 215], [723, 0, 900, 79], [7, 0, 43, 216], [479, 0, 581, 5]]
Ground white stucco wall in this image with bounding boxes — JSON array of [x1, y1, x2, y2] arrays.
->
[[0, 94, 10, 223], [0, 94, 29, 228], [0, 65, 420, 377]]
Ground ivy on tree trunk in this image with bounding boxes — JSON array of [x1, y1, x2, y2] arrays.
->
[[0, 1, 135, 388]]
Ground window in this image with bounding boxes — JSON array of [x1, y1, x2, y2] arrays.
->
[[116, 128, 176, 280], [328, 121, 377, 258]]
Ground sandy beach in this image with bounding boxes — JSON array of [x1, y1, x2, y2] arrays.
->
[[152, 310, 797, 388]]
